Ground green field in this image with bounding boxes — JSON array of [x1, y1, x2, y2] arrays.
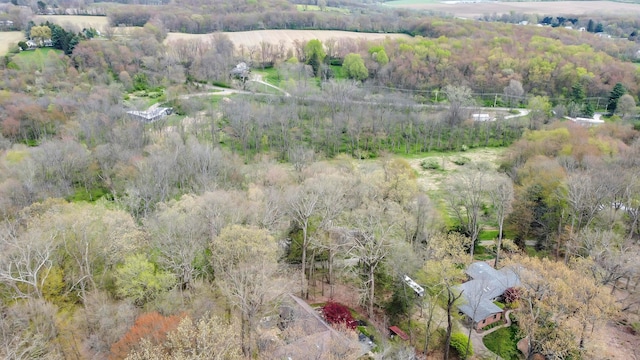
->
[[12, 48, 64, 70]]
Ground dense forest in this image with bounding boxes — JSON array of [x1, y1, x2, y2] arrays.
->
[[1, 0, 640, 359]]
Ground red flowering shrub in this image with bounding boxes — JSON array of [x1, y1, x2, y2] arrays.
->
[[503, 287, 521, 304], [322, 301, 357, 329]]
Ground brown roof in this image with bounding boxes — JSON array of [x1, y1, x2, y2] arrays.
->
[[389, 326, 409, 341]]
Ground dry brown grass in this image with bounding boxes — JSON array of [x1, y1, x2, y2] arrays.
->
[[33, 15, 110, 31], [0, 31, 25, 55], [389, 1, 640, 18], [166, 30, 412, 52]]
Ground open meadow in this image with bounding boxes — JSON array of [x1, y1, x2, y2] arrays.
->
[[385, 0, 640, 17], [0, 31, 25, 55], [166, 30, 412, 52]]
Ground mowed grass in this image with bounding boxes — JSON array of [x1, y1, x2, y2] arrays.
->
[[0, 31, 25, 55], [483, 325, 521, 360], [13, 48, 65, 70]]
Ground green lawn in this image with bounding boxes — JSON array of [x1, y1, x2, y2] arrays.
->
[[13, 48, 64, 70], [483, 325, 522, 360], [254, 67, 281, 87], [479, 230, 499, 241], [330, 64, 347, 80]]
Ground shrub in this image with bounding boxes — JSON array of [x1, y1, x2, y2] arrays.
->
[[452, 156, 470, 165], [322, 301, 357, 329], [503, 287, 521, 304], [450, 332, 473, 359], [110, 312, 184, 359], [420, 158, 441, 170], [212, 81, 230, 88]]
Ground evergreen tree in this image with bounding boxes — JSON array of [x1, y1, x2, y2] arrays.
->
[[607, 83, 626, 114], [582, 102, 595, 118], [571, 83, 585, 103], [587, 19, 595, 33]]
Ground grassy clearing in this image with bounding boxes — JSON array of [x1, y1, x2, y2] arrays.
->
[[0, 31, 25, 55], [483, 325, 521, 360], [479, 229, 499, 241], [330, 64, 347, 79], [407, 147, 505, 192], [254, 67, 281, 86], [296, 4, 350, 14]]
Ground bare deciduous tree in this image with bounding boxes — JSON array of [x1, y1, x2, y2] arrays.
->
[[146, 195, 211, 291], [490, 174, 514, 268], [286, 184, 320, 298], [443, 85, 474, 126], [211, 225, 283, 357], [348, 215, 395, 318], [444, 163, 490, 259], [0, 222, 56, 300], [503, 79, 524, 108]]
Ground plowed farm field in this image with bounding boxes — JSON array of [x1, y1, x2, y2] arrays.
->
[[0, 32, 24, 55], [165, 30, 412, 51]]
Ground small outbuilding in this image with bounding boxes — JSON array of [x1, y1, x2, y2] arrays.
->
[[127, 107, 173, 123], [389, 325, 409, 341]]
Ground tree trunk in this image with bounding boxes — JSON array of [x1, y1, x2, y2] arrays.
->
[[241, 312, 250, 357], [444, 287, 461, 360], [301, 223, 307, 298], [369, 265, 375, 318], [495, 220, 504, 268], [328, 249, 334, 298]]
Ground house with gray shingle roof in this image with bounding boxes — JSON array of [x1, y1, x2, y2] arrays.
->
[[457, 262, 520, 330]]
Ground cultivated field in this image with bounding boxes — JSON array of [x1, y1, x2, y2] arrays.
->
[[33, 15, 110, 31], [166, 29, 412, 52], [385, 0, 640, 17], [0, 32, 25, 55]]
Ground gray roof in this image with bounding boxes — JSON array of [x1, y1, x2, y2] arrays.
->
[[457, 262, 520, 322], [127, 107, 172, 122]]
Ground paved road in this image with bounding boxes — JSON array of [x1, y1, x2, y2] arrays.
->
[[142, 81, 534, 123]]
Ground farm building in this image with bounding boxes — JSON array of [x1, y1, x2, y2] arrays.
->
[[127, 107, 173, 122], [456, 262, 520, 330]]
